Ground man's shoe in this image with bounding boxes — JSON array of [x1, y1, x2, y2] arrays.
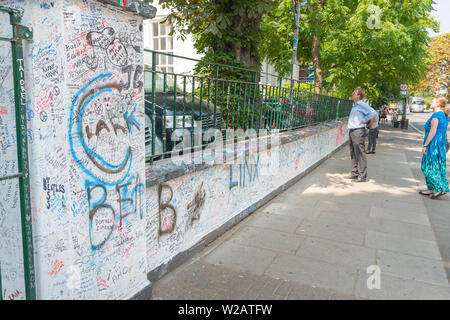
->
[[356, 178, 367, 182], [348, 175, 358, 179]]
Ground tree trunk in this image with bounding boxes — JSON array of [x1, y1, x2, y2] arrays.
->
[[311, 0, 325, 95], [312, 34, 323, 94], [229, 1, 261, 70]]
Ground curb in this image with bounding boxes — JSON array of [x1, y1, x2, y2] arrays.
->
[[409, 123, 424, 135]]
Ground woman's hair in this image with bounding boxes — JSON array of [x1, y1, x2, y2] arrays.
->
[[435, 96, 449, 117], [436, 96, 447, 107]]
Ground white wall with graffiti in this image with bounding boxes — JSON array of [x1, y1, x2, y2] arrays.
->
[[0, 0, 149, 299], [0, 0, 348, 300], [144, 123, 348, 273]]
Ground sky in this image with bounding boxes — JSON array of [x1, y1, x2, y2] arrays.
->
[[429, 0, 450, 36]]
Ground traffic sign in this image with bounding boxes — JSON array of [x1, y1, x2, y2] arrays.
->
[[400, 84, 408, 95]]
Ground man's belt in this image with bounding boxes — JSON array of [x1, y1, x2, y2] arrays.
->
[[349, 127, 365, 132]]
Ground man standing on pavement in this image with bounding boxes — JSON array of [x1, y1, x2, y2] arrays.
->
[[366, 109, 379, 154], [348, 88, 377, 182]]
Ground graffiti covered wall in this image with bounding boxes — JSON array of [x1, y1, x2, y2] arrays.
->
[[145, 123, 349, 273], [0, 0, 348, 300], [0, 0, 149, 299]]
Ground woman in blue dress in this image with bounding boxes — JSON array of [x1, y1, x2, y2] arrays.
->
[[420, 96, 449, 199]]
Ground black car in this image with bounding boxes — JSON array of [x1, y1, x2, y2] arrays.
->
[[144, 72, 223, 160]]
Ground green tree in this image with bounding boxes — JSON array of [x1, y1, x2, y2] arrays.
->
[[143, 0, 277, 81], [412, 33, 450, 98], [261, 0, 438, 100]]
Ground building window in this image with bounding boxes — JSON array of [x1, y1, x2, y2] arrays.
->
[[152, 20, 174, 73]]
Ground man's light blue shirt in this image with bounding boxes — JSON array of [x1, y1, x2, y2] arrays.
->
[[370, 113, 379, 129], [348, 100, 377, 130]]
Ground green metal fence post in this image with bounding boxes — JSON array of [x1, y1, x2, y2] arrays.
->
[[0, 7, 37, 300], [162, 72, 167, 154], [151, 51, 156, 162], [336, 100, 340, 119], [172, 74, 177, 149], [213, 65, 219, 129]]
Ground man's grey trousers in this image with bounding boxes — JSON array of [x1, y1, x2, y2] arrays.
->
[[349, 128, 367, 179], [367, 127, 379, 152]]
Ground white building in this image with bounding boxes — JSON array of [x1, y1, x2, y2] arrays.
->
[[143, 3, 201, 75]]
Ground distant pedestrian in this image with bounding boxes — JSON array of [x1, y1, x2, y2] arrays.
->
[[347, 87, 377, 182], [366, 111, 379, 154], [380, 105, 387, 123], [419, 96, 449, 199]]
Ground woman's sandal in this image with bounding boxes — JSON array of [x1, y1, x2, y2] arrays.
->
[[419, 190, 433, 195], [429, 192, 446, 199]]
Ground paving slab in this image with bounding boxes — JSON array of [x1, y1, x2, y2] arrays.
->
[[365, 231, 441, 260], [370, 206, 431, 226], [264, 253, 357, 295], [367, 217, 435, 241], [295, 218, 367, 246], [314, 199, 371, 215], [231, 226, 306, 255], [296, 236, 376, 270], [376, 198, 427, 213], [354, 270, 450, 300], [318, 210, 372, 229], [244, 211, 303, 233], [377, 249, 449, 287], [204, 242, 277, 276], [262, 202, 321, 220]]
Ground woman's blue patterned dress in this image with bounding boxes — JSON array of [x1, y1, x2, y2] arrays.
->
[[421, 111, 449, 192]]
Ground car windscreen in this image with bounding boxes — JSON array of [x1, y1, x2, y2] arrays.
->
[[144, 71, 179, 94], [413, 101, 425, 105]]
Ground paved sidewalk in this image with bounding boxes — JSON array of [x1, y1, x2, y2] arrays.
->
[[151, 124, 450, 300]]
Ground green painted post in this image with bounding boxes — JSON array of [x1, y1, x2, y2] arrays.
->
[[220, 80, 225, 129], [213, 65, 219, 129], [191, 77, 195, 152], [0, 9, 36, 300], [251, 72, 258, 130], [236, 83, 242, 129], [242, 83, 248, 130], [199, 78, 203, 132], [225, 82, 230, 129], [259, 84, 266, 130], [9, 10, 36, 301], [182, 75, 186, 130], [206, 78, 211, 129], [231, 82, 237, 129], [336, 100, 341, 119], [173, 74, 177, 149], [151, 51, 156, 163], [162, 72, 167, 154]]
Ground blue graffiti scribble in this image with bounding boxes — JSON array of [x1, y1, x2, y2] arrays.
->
[[77, 87, 131, 172], [29, 43, 55, 59], [68, 73, 132, 187], [124, 104, 141, 135]]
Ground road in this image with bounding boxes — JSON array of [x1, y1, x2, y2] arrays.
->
[[406, 110, 450, 133]]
